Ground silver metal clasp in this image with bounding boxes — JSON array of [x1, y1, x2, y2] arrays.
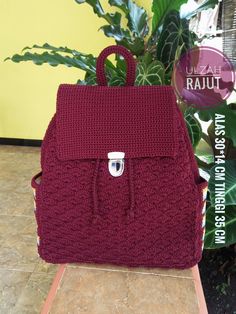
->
[[108, 152, 125, 177]]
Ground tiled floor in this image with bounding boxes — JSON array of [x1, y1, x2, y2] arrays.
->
[[0, 146, 58, 313], [48, 264, 200, 314], [0, 145, 206, 314]]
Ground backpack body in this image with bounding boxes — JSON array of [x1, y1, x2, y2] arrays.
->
[[32, 46, 207, 269]]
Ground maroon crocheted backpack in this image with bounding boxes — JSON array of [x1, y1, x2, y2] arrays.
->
[[32, 45, 208, 269]]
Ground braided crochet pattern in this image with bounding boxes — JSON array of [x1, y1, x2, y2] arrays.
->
[[32, 45, 208, 269]]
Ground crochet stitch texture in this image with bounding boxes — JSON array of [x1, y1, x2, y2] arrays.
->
[[32, 45, 207, 269]]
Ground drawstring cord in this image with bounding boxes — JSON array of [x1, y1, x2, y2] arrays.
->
[[91, 158, 135, 223], [92, 159, 100, 224], [127, 159, 135, 220]]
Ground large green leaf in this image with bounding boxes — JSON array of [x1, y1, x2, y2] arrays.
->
[[204, 205, 236, 248], [135, 60, 165, 85], [126, 0, 149, 37], [156, 10, 192, 71], [119, 38, 145, 56], [99, 24, 143, 55], [151, 0, 218, 33], [184, 110, 202, 148], [109, 0, 129, 14], [75, 0, 121, 25], [208, 160, 236, 206], [100, 25, 130, 41], [22, 43, 90, 57], [151, 0, 188, 33], [100, 24, 144, 55], [6, 43, 120, 76], [109, 0, 149, 37], [100, 0, 148, 55], [5, 51, 96, 74], [198, 102, 236, 147], [183, 0, 219, 19]]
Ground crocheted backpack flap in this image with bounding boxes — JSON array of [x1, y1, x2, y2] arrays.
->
[[56, 84, 177, 160], [32, 45, 208, 269]]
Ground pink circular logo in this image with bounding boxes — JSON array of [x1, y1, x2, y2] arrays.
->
[[172, 46, 235, 109]]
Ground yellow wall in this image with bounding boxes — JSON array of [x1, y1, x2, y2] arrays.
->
[[0, 0, 151, 139]]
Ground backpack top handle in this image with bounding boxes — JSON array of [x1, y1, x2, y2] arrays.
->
[[96, 45, 136, 87]]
